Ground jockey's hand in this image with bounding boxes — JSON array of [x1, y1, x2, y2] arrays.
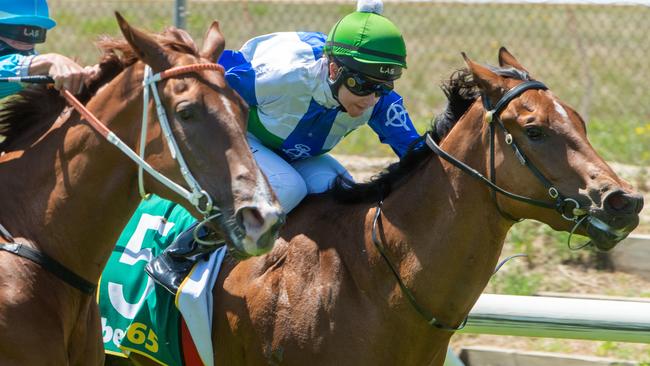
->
[[29, 54, 99, 94]]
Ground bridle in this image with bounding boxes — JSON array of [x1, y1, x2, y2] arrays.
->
[[73, 63, 225, 216], [0, 62, 244, 294], [426, 80, 589, 224], [371, 80, 596, 331]]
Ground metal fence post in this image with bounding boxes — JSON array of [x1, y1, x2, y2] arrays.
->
[[174, 0, 187, 29]]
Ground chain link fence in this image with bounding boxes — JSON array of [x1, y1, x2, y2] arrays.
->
[[44, 0, 650, 159]]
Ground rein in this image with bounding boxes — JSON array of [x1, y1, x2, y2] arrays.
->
[[425, 80, 608, 251], [370, 81, 592, 330], [426, 81, 587, 222], [371, 202, 468, 331], [0, 62, 240, 294]]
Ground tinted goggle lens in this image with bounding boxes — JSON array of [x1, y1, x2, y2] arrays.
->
[[343, 72, 393, 97], [0, 24, 47, 44]]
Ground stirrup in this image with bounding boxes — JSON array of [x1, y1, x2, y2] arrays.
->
[[144, 222, 221, 294]]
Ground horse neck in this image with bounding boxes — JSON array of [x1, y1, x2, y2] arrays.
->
[[0, 64, 148, 283], [372, 102, 515, 326]]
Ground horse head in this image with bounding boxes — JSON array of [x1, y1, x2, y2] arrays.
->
[[114, 13, 284, 256], [461, 48, 643, 251]]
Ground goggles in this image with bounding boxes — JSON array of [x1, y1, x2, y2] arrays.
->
[[340, 67, 393, 97], [0, 24, 47, 44]]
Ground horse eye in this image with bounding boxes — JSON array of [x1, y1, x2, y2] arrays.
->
[[526, 126, 544, 140], [175, 102, 195, 122]]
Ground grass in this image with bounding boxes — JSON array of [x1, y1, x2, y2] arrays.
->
[[42, 0, 650, 165], [449, 218, 650, 363]]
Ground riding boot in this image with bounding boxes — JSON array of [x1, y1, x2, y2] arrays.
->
[[145, 222, 221, 295]]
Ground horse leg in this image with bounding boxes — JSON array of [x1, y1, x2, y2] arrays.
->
[[69, 300, 105, 366]]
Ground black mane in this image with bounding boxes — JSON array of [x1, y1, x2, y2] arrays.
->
[[329, 66, 528, 204], [0, 27, 199, 151]]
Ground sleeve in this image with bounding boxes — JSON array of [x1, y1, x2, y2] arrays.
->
[[367, 91, 423, 158], [0, 54, 36, 99], [218, 50, 259, 107], [0, 53, 35, 77]]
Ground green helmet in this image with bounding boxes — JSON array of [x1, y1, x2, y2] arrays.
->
[[324, 7, 406, 81]]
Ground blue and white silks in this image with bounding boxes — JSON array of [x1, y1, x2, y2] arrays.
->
[[218, 31, 420, 162]]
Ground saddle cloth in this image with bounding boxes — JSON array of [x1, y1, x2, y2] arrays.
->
[[99, 195, 226, 366]]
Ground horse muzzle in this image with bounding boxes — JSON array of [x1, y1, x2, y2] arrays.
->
[[234, 205, 285, 257], [583, 190, 643, 251]]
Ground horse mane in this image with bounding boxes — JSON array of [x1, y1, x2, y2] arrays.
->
[[330, 65, 530, 204], [0, 27, 199, 150]]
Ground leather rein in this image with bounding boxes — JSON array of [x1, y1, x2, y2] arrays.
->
[[0, 63, 235, 294], [371, 80, 592, 331]]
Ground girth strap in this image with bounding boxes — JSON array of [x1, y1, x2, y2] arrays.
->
[[0, 242, 96, 295]]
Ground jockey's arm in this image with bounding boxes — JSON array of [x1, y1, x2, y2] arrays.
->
[[368, 91, 422, 158], [29, 53, 99, 94]]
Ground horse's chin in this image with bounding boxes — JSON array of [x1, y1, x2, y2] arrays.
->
[[234, 230, 279, 258], [586, 216, 634, 251]]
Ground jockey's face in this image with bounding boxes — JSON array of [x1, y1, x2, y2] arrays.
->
[[329, 62, 380, 117], [337, 82, 380, 117]]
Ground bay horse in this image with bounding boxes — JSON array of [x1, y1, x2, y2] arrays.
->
[[122, 48, 643, 366], [0, 13, 283, 366]]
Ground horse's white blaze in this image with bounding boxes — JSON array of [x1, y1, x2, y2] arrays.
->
[[553, 100, 569, 119], [220, 94, 234, 116]]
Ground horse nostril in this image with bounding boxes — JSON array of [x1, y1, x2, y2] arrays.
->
[[604, 190, 644, 215], [236, 207, 265, 232]]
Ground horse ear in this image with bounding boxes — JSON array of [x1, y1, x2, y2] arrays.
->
[[115, 12, 172, 72], [165, 26, 196, 50], [462, 52, 507, 103], [200, 21, 225, 63], [498, 47, 530, 74]]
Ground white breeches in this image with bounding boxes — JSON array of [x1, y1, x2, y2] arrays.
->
[[248, 135, 353, 212]]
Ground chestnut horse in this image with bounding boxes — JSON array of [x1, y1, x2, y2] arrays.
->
[[0, 14, 283, 366], [122, 49, 643, 366]]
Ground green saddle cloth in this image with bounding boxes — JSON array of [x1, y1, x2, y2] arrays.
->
[[99, 195, 196, 365]]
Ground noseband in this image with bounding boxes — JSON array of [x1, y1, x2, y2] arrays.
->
[[370, 81, 596, 331], [64, 63, 244, 246], [426, 80, 588, 224], [0, 63, 244, 294]]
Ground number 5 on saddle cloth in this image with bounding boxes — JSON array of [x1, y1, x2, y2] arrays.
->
[[99, 195, 226, 366]]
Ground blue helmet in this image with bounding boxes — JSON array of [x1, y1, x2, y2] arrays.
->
[[0, 0, 56, 29]]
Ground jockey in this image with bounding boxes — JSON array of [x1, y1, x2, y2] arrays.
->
[[220, 0, 420, 213], [146, 0, 422, 293], [0, 0, 97, 99]]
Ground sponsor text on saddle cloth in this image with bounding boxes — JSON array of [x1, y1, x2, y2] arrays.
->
[[99, 195, 226, 366]]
